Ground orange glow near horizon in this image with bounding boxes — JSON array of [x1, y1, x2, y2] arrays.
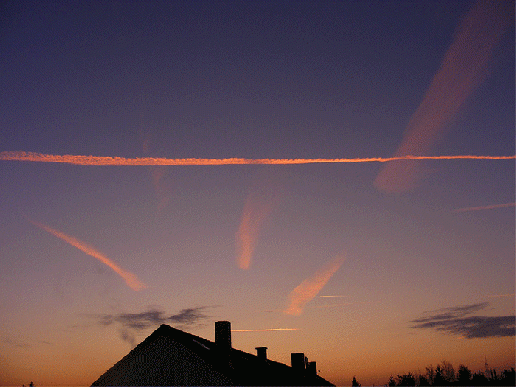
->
[[0, 151, 514, 166], [374, 0, 512, 193], [284, 256, 345, 316], [453, 202, 516, 212], [28, 219, 147, 291]]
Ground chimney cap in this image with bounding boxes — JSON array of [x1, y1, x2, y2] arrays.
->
[[256, 346, 268, 360]]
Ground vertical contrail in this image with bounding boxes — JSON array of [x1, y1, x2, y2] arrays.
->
[[235, 193, 274, 269], [235, 181, 282, 269], [284, 256, 345, 316], [28, 219, 147, 291], [375, 0, 513, 193]]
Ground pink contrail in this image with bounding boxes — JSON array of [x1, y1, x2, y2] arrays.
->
[[375, 0, 513, 193], [235, 185, 281, 269], [284, 256, 345, 316], [28, 219, 146, 291], [1, 151, 514, 165], [235, 196, 272, 269], [453, 202, 515, 212], [232, 328, 300, 332]]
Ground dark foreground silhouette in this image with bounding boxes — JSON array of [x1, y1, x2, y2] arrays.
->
[[91, 321, 334, 386], [353, 361, 515, 386]]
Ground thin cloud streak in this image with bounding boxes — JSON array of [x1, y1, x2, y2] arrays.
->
[[232, 328, 300, 332], [314, 303, 354, 309], [375, 0, 513, 192], [453, 203, 516, 212], [284, 256, 345, 316], [1, 151, 514, 165], [28, 219, 146, 291]]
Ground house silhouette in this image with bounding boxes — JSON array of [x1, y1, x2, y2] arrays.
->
[[91, 321, 334, 386]]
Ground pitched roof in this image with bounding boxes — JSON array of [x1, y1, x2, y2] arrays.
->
[[91, 324, 334, 386]]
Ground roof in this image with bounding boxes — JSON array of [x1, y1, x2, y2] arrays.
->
[[91, 324, 334, 386]]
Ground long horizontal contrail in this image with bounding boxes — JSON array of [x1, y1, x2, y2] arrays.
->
[[453, 202, 515, 212], [28, 219, 147, 291], [232, 328, 300, 332], [1, 151, 514, 166]]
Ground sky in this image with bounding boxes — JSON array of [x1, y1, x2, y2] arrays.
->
[[0, 0, 514, 385]]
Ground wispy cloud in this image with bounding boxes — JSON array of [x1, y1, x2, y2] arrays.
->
[[2, 337, 53, 349], [284, 256, 345, 316], [95, 307, 210, 346], [453, 203, 516, 213], [99, 307, 209, 330], [1, 151, 514, 165], [28, 219, 146, 291], [2, 337, 31, 349], [411, 302, 515, 339], [375, 0, 513, 193]]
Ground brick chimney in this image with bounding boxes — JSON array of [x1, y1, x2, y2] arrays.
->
[[255, 346, 267, 360], [291, 352, 305, 373], [307, 361, 317, 376], [215, 321, 232, 351]]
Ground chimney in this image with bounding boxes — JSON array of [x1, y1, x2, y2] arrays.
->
[[291, 352, 305, 373], [215, 321, 232, 351], [255, 346, 267, 360], [307, 361, 317, 376]]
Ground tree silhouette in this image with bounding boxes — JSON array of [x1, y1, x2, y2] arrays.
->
[[471, 371, 488, 386], [417, 374, 430, 386], [457, 364, 472, 385], [396, 373, 416, 386], [433, 365, 445, 386], [354, 362, 514, 386], [501, 368, 515, 386], [438, 360, 455, 384], [425, 365, 435, 385]]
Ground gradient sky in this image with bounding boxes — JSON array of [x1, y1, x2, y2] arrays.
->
[[0, 1, 514, 386]]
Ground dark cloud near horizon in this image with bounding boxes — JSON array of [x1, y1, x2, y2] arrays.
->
[[100, 307, 210, 330], [412, 302, 515, 339], [95, 306, 211, 347], [413, 302, 489, 323]]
